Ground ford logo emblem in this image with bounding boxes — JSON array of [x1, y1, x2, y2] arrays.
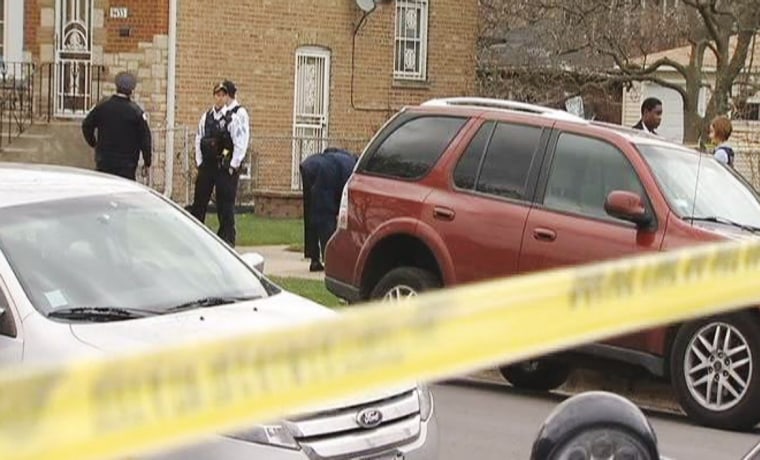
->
[[356, 408, 383, 429]]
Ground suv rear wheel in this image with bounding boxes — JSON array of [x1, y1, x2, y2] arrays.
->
[[370, 267, 441, 301], [670, 312, 760, 430], [499, 359, 570, 391]]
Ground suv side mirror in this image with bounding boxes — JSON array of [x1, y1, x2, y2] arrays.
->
[[604, 190, 652, 228], [239, 252, 265, 273]]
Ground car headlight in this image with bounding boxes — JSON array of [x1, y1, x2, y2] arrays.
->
[[417, 384, 433, 421], [226, 424, 299, 450]]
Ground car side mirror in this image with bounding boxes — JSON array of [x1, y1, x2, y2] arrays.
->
[[239, 252, 265, 273], [604, 190, 652, 228]]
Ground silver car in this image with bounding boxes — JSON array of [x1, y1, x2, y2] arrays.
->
[[0, 164, 438, 460]]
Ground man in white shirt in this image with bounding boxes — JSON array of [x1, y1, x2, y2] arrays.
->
[[188, 80, 250, 246], [632, 97, 663, 135]]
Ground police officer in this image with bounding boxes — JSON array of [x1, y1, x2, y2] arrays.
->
[[81, 71, 152, 180], [189, 80, 250, 247]]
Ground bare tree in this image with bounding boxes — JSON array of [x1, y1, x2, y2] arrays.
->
[[480, 0, 760, 144]]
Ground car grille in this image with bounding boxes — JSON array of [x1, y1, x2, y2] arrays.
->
[[282, 389, 421, 459]]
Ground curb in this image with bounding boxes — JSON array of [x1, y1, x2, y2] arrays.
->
[[464, 368, 683, 416]]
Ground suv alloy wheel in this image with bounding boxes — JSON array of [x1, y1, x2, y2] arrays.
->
[[670, 312, 760, 430], [370, 267, 441, 302], [499, 359, 571, 392]]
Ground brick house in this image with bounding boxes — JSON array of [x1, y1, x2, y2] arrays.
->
[[11, 1, 478, 216]]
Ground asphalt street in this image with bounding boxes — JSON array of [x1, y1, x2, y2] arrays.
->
[[433, 380, 760, 460]]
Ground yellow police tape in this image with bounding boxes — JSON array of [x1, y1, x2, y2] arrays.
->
[[3, 238, 760, 460]]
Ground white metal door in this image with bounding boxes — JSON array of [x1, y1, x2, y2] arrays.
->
[[54, 0, 93, 117], [292, 47, 331, 190]]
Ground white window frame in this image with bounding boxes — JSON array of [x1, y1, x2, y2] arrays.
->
[[0, 1, 5, 61], [393, 0, 429, 81], [1, 0, 24, 64]]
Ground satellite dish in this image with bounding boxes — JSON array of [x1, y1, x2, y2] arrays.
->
[[355, 0, 376, 13]]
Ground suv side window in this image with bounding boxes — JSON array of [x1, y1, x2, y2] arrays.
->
[[453, 121, 494, 190], [475, 123, 543, 200], [362, 116, 468, 180], [544, 132, 645, 220]]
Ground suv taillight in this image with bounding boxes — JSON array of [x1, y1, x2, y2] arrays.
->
[[337, 183, 349, 230]]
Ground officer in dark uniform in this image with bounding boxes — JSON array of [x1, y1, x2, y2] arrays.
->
[[81, 71, 152, 180], [299, 147, 357, 271], [189, 80, 250, 246]]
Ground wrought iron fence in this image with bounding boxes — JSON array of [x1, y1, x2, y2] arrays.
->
[[0, 61, 36, 150]]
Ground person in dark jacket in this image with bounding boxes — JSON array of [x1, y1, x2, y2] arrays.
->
[[81, 71, 152, 180], [299, 147, 357, 272]]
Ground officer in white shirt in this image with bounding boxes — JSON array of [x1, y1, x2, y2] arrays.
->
[[188, 80, 250, 246]]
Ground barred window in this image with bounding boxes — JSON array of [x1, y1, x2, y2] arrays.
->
[[394, 0, 429, 81]]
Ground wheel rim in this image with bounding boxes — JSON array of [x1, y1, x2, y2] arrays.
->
[[684, 322, 753, 412], [382, 285, 418, 302]]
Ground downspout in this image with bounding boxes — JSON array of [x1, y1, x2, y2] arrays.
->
[[164, 0, 178, 198]]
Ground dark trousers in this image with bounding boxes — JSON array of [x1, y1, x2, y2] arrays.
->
[[314, 218, 337, 259], [300, 167, 320, 261], [96, 162, 137, 181], [191, 164, 239, 246]]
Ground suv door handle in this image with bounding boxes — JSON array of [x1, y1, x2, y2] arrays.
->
[[433, 206, 456, 221], [533, 227, 557, 242]]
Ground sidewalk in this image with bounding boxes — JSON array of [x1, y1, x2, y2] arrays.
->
[[237, 245, 325, 280]]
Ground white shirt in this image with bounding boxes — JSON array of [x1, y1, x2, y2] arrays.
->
[[194, 106, 225, 167], [224, 100, 251, 170]]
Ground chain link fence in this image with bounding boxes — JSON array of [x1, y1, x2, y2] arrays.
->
[[146, 127, 369, 208]]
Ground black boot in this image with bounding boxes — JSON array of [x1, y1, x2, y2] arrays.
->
[[309, 259, 324, 272]]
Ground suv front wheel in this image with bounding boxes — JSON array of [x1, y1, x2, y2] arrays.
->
[[499, 359, 570, 391], [370, 267, 441, 302], [670, 312, 760, 431]]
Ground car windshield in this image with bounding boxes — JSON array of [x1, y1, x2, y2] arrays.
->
[[0, 191, 270, 317], [637, 143, 760, 228]]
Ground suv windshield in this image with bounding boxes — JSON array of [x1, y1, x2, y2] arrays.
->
[[0, 191, 269, 317], [638, 144, 760, 228]]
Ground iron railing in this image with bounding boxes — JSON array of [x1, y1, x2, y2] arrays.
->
[[0, 60, 107, 152], [0, 61, 36, 150]]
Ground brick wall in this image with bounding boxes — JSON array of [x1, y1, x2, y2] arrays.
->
[[103, 0, 168, 53], [24, 0, 40, 59], [176, 0, 478, 193]]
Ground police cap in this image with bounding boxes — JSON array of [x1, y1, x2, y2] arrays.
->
[[115, 71, 137, 96], [213, 79, 237, 98]]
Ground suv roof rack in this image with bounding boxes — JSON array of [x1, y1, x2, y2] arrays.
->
[[420, 97, 587, 123]]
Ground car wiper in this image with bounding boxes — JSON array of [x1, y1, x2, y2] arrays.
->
[[683, 215, 760, 234], [47, 307, 159, 322], [165, 295, 262, 313]]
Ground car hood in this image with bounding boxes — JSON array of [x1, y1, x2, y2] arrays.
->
[[691, 221, 760, 241], [69, 291, 334, 351], [69, 291, 417, 411]]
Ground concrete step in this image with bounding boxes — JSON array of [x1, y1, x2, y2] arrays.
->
[[0, 121, 94, 170]]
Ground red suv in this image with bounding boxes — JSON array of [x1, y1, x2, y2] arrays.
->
[[324, 97, 760, 430]]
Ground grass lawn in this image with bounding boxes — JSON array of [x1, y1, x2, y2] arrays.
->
[[205, 214, 303, 247], [269, 276, 344, 308]]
